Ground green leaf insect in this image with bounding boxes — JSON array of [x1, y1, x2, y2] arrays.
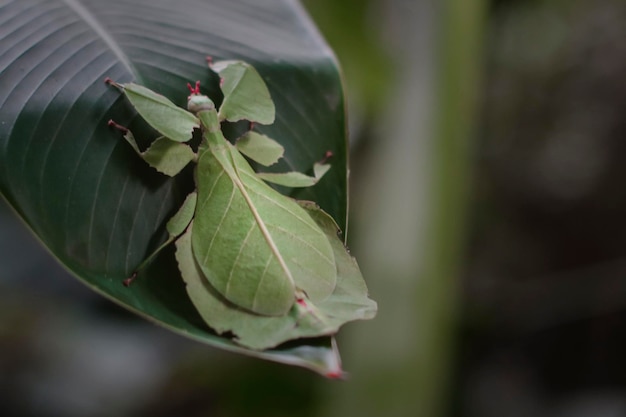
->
[[105, 59, 376, 351]]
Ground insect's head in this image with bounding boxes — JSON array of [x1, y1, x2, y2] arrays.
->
[[186, 81, 215, 113]]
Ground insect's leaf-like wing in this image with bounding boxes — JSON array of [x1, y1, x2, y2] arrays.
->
[[176, 204, 375, 350], [191, 133, 337, 316], [300, 202, 377, 321]]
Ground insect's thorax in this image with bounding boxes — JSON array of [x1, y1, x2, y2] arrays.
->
[[195, 108, 230, 160]]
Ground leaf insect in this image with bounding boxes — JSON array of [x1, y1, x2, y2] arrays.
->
[[105, 59, 376, 351]]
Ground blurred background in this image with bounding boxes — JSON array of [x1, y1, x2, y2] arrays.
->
[[3, 0, 626, 416]]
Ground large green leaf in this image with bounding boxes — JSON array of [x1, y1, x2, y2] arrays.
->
[[0, 0, 348, 376]]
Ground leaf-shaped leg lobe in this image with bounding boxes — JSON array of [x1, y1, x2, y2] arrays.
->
[[120, 83, 200, 143], [210, 60, 275, 124], [124, 191, 198, 286], [191, 139, 337, 317]]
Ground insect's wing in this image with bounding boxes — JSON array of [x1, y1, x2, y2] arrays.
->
[[176, 205, 376, 350], [299, 202, 377, 322], [191, 136, 336, 317], [210, 60, 275, 124]]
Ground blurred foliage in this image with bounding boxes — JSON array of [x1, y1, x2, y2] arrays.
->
[[457, 0, 626, 415], [302, 0, 391, 115], [134, 352, 322, 417], [5, 0, 626, 416]]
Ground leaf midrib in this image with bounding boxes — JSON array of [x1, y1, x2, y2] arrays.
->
[[60, 0, 139, 81], [226, 144, 297, 291]]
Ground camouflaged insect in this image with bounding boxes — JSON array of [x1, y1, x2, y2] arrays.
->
[[105, 59, 376, 350]]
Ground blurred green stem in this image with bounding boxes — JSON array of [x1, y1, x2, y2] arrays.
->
[[317, 1, 486, 416], [417, 0, 487, 416]]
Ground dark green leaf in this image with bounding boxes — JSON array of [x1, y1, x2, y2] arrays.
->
[[0, 0, 348, 375]]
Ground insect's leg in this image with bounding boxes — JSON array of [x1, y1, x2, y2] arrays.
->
[[108, 119, 141, 154], [108, 120, 196, 177], [207, 59, 275, 124], [124, 191, 198, 286], [233, 123, 332, 187], [123, 239, 172, 286], [255, 151, 333, 188], [235, 130, 284, 167]]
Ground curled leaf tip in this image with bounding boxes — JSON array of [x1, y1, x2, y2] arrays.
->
[[187, 81, 201, 96]]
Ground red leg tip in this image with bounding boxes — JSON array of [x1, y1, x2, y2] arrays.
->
[[123, 272, 137, 287], [325, 370, 345, 380], [319, 150, 333, 164], [108, 119, 128, 134]]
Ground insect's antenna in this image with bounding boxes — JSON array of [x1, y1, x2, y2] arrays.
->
[[187, 81, 201, 95]]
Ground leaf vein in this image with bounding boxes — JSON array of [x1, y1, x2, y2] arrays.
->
[[60, 0, 138, 79], [251, 254, 276, 312], [201, 184, 236, 265], [270, 223, 334, 266], [224, 221, 257, 298], [239, 170, 319, 232]]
